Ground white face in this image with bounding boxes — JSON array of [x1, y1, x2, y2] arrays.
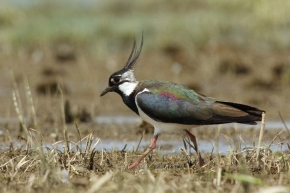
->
[[109, 70, 136, 86], [120, 70, 136, 82], [108, 69, 138, 96], [118, 82, 138, 96]]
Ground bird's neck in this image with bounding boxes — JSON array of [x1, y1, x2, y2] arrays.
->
[[117, 81, 140, 115], [118, 81, 139, 96]]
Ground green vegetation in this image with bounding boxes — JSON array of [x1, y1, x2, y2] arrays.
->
[[1, 0, 290, 51]]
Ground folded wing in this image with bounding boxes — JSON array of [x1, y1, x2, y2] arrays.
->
[[136, 91, 264, 125]]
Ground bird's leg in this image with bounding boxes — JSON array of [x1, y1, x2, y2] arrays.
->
[[128, 135, 158, 169], [184, 129, 205, 166]]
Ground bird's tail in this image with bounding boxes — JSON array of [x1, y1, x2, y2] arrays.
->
[[214, 101, 265, 125]]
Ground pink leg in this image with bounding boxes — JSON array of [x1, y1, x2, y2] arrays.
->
[[184, 129, 205, 166], [129, 135, 158, 169]]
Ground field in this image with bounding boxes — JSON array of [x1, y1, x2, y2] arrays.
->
[[0, 0, 290, 192]]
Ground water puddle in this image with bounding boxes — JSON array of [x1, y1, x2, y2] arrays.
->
[[0, 116, 289, 154], [91, 116, 290, 153], [1, 135, 287, 155], [94, 116, 141, 125], [16, 137, 286, 156]]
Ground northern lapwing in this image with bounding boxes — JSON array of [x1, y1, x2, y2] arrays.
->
[[100, 35, 264, 169]]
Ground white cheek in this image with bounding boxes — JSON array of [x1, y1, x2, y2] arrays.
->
[[118, 82, 138, 96], [121, 70, 136, 81]]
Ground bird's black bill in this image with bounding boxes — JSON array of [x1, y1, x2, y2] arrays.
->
[[100, 87, 114, 97]]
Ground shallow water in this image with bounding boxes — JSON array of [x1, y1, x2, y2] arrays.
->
[[92, 116, 290, 153], [1, 116, 289, 153], [35, 138, 287, 156], [1, 134, 287, 154]]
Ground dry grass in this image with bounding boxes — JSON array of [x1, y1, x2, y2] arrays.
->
[[0, 124, 290, 193]]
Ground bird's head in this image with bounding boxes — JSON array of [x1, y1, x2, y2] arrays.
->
[[100, 35, 143, 97]]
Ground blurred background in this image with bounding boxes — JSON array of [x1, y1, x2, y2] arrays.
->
[[0, 0, 290, 123]]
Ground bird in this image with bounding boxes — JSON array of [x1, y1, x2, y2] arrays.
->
[[100, 35, 264, 169]]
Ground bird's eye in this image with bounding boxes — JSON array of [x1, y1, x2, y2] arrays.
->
[[113, 76, 120, 83]]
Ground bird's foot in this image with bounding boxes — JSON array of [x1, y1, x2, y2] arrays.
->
[[199, 157, 205, 167], [198, 152, 205, 167], [128, 161, 141, 169], [128, 135, 158, 169]]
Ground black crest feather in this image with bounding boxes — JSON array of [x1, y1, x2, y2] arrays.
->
[[124, 33, 143, 69]]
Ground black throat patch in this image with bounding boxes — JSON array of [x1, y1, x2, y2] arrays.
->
[[122, 91, 139, 115]]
